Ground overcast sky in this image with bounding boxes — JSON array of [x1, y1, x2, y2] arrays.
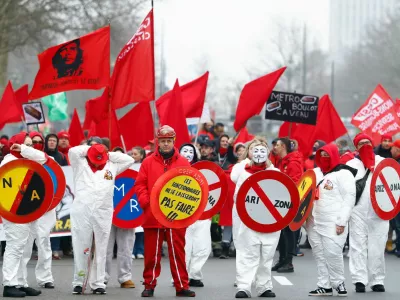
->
[[155, 0, 330, 89]]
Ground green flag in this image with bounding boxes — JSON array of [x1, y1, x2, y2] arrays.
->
[[42, 92, 68, 121]]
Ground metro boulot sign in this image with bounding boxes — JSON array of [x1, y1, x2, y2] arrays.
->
[[265, 91, 319, 125]]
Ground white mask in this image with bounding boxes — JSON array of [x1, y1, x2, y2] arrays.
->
[[251, 145, 268, 163], [180, 146, 195, 162]]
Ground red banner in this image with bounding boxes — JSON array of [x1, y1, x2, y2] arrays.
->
[[28, 27, 110, 100], [351, 85, 400, 145]]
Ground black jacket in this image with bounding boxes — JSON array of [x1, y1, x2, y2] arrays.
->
[[44, 134, 69, 166]]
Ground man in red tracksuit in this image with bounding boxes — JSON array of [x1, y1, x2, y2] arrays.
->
[[135, 125, 195, 298]]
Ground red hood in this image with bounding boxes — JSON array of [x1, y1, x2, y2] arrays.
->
[[316, 143, 340, 171], [9, 132, 27, 147], [29, 131, 44, 143]]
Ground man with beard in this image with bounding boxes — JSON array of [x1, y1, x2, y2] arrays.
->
[[374, 134, 392, 158]]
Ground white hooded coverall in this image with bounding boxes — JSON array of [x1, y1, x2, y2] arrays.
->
[[1, 145, 48, 287], [234, 164, 281, 297], [346, 156, 388, 287], [308, 167, 356, 289], [69, 146, 134, 290], [185, 219, 211, 280]]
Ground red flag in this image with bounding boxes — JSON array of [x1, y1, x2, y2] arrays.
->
[[92, 110, 122, 149], [68, 108, 85, 146], [233, 67, 286, 131], [110, 10, 155, 109], [29, 27, 110, 100], [85, 90, 109, 125], [156, 80, 191, 148], [15, 84, 28, 105], [156, 72, 209, 118], [235, 127, 255, 144], [288, 95, 347, 157], [0, 82, 22, 129], [119, 102, 154, 149], [396, 99, 400, 119], [351, 85, 400, 145], [278, 122, 300, 138]]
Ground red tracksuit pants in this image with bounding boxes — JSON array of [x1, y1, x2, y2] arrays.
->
[[143, 228, 189, 291]]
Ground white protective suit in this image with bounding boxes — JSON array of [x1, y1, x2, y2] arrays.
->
[[346, 156, 388, 287], [309, 165, 356, 289], [19, 209, 56, 287], [1, 145, 47, 287], [69, 145, 134, 290], [185, 219, 212, 280], [105, 225, 135, 284], [234, 163, 281, 297]]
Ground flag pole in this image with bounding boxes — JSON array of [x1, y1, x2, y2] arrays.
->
[[107, 20, 112, 147], [151, 0, 157, 136], [120, 134, 127, 153]]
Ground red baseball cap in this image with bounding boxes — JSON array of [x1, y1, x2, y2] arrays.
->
[[389, 140, 400, 148], [87, 144, 108, 165], [58, 131, 70, 140]]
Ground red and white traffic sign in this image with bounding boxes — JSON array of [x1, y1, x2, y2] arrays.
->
[[192, 161, 228, 220], [236, 170, 300, 233], [370, 158, 400, 220]]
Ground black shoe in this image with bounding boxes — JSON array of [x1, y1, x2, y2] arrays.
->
[[44, 282, 54, 289], [92, 288, 106, 294], [189, 279, 204, 287], [299, 239, 312, 249], [336, 283, 347, 296], [355, 282, 365, 293], [18, 287, 41, 296], [141, 289, 154, 297], [309, 287, 333, 296], [235, 291, 249, 298], [371, 284, 385, 292], [73, 286, 82, 294], [3, 286, 26, 298], [176, 289, 196, 297], [271, 260, 285, 271], [259, 290, 276, 297], [277, 263, 294, 273]]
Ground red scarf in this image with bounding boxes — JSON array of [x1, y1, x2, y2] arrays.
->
[[87, 158, 106, 173], [245, 163, 266, 174], [219, 147, 228, 156], [358, 144, 375, 171]]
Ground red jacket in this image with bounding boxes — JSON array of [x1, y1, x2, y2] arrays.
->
[[340, 150, 355, 164], [135, 147, 190, 228], [278, 151, 304, 183]]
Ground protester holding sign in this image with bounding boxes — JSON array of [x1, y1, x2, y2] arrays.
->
[[1, 132, 48, 297], [233, 139, 280, 298], [69, 143, 134, 295], [308, 144, 357, 296], [346, 133, 388, 293], [135, 126, 196, 298]]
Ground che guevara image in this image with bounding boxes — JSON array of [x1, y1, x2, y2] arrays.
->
[[52, 39, 84, 78]]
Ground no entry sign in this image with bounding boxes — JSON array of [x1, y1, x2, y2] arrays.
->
[[370, 158, 400, 220], [236, 170, 300, 233], [289, 170, 316, 231], [192, 161, 228, 220], [43, 158, 66, 211], [151, 166, 208, 228], [0, 159, 54, 223], [113, 169, 144, 229]]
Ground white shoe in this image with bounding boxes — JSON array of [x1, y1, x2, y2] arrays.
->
[[137, 254, 144, 259], [132, 254, 136, 259]]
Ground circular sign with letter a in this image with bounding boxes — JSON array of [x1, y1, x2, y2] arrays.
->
[[0, 159, 54, 223], [151, 166, 209, 228], [192, 161, 228, 220], [112, 169, 144, 229], [43, 158, 66, 211], [289, 170, 316, 231], [237, 170, 300, 233], [370, 158, 400, 220]]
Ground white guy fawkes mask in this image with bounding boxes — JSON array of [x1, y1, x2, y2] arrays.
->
[[180, 146, 194, 162], [251, 145, 268, 163]]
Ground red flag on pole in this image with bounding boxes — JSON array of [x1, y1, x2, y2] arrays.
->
[[156, 72, 209, 118], [110, 10, 155, 109], [119, 102, 154, 149], [92, 110, 122, 149], [235, 127, 255, 144], [68, 108, 85, 146], [15, 84, 28, 105], [351, 85, 400, 145], [233, 67, 286, 132], [156, 80, 191, 148], [283, 95, 347, 157], [0, 82, 22, 129], [28, 26, 110, 100]]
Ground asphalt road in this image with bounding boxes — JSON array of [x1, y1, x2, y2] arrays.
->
[[1, 249, 399, 299]]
